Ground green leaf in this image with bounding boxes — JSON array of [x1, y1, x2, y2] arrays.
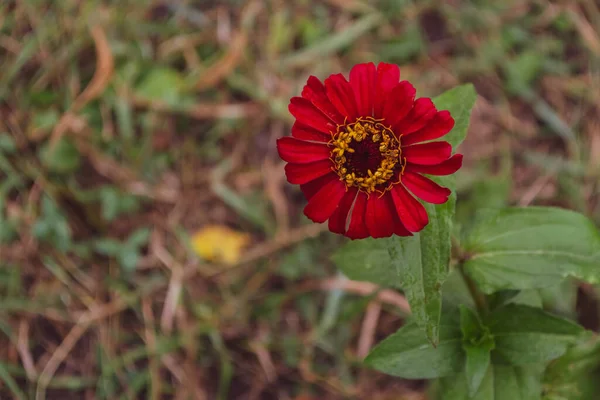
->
[[442, 268, 476, 309], [539, 279, 578, 319], [487, 290, 520, 310], [126, 227, 151, 247], [489, 289, 549, 311], [119, 248, 140, 274], [486, 304, 585, 366], [0, 133, 16, 153], [135, 67, 184, 106], [380, 24, 425, 63], [504, 51, 543, 95], [432, 84, 477, 148], [0, 222, 18, 244], [489, 289, 544, 310], [398, 197, 456, 344], [99, 187, 120, 221], [509, 290, 543, 308], [465, 345, 492, 398], [33, 109, 60, 134], [332, 237, 403, 288], [543, 337, 600, 400], [39, 137, 81, 174], [280, 241, 326, 280], [460, 305, 483, 341], [460, 306, 494, 396], [463, 207, 600, 293], [365, 313, 464, 379], [211, 181, 274, 233], [434, 367, 494, 400], [491, 365, 544, 400], [32, 196, 72, 252], [333, 195, 456, 345], [433, 365, 544, 400], [94, 238, 122, 256], [98, 186, 140, 222]]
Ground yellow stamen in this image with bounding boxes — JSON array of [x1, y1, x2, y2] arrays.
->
[[329, 116, 406, 194]]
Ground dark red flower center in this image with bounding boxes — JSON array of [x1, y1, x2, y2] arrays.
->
[[329, 117, 406, 194]]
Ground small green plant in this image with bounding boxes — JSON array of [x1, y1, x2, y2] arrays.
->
[[94, 227, 151, 275], [333, 89, 600, 399], [32, 195, 72, 252]]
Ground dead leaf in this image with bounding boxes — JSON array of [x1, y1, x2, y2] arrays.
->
[[191, 225, 250, 265]]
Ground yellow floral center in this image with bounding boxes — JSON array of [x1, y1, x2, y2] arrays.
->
[[329, 117, 405, 194]]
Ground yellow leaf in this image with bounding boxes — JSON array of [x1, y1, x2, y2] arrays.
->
[[190, 225, 251, 265]]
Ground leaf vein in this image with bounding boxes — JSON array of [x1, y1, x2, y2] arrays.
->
[[469, 250, 593, 262]]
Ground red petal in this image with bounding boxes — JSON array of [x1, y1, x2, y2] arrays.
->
[[393, 212, 413, 236], [388, 194, 413, 237], [285, 160, 333, 184], [381, 81, 416, 128], [301, 173, 338, 201], [350, 62, 377, 117], [402, 171, 451, 204], [346, 192, 369, 239], [325, 73, 358, 121], [329, 187, 358, 234], [374, 63, 401, 118], [405, 154, 463, 176], [390, 183, 429, 233], [402, 111, 455, 146], [291, 122, 331, 142], [303, 179, 347, 223], [365, 194, 395, 238], [277, 137, 331, 164], [403, 141, 452, 165], [302, 76, 345, 125], [289, 97, 336, 134], [394, 98, 437, 135]]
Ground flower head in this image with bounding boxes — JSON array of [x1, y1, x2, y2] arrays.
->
[[277, 62, 463, 239]]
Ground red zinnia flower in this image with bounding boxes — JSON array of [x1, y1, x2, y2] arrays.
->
[[277, 62, 463, 239]]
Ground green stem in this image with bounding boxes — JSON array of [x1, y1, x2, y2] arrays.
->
[[457, 262, 488, 314]]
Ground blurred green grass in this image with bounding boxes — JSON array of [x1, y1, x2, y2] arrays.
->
[[0, 0, 599, 398]]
